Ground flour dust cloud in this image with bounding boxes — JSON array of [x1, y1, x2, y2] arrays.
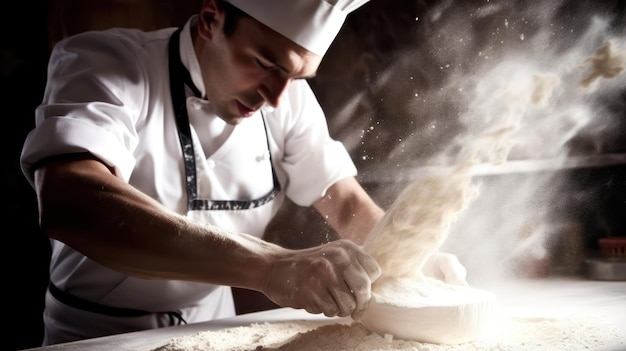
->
[[331, 0, 626, 283]]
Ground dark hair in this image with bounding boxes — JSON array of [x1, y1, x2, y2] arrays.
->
[[217, 0, 250, 36]]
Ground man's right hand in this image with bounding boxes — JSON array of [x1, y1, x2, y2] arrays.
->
[[262, 239, 381, 320]]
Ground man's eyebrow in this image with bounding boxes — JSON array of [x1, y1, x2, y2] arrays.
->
[[274, 61, 292, 75], [259, 50, 316, 79], [257, 49, 289, 72]]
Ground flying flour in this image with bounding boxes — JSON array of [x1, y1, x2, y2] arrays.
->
[[359, 13, 625, 344], [362, 163, 477, 283], [359, 161, 495, 344]]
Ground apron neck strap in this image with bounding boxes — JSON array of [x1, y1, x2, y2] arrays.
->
[[168, 28, 199, 206], [167, 28, 281, 211]]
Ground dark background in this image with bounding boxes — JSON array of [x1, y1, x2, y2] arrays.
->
[[4, 0, 625, 349]]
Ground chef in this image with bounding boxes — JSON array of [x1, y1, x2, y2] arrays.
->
[[20, 0, 467, 346]]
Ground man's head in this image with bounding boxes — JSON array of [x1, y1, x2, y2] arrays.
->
[[194, 0, 369, 124]]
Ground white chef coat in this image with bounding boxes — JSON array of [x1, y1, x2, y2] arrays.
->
[[20, 16, 357, 344]]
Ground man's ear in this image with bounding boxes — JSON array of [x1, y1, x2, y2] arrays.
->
[[198, 0, 222, 41]]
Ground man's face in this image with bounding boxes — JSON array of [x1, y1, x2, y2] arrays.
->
[[196, 6, 322, 125]]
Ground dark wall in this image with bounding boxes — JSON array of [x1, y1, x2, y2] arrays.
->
[[5, 2, 201, 349], [3, 1, 51, 350]]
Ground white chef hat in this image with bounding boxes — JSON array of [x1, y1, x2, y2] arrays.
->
[[225, 0, 370, 56]]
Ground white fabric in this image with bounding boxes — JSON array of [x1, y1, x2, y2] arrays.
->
[[226, 0, 370, 56], [20, 16, 356, 343]]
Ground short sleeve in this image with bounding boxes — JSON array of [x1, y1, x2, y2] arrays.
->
[[269, 80, 357, 207], [20, 29, 152, 186]]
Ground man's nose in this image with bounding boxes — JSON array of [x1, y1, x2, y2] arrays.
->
[[259, 74, 290, 108]]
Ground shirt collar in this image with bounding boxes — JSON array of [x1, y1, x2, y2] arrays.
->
[[180, 15, 206, 98]]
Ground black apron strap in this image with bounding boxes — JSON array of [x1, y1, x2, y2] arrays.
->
[[168, 27, 281, 212], [168, 27, 200, 205], [48, 283, 187, 325]]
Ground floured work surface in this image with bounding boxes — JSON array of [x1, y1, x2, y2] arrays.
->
[[153, 309, 625, 351]]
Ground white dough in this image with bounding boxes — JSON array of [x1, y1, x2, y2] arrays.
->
[[359, 278, 496, 344]]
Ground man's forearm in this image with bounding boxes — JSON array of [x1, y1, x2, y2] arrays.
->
[[34, 155, 277, 291], [314, 177, 384, 245]]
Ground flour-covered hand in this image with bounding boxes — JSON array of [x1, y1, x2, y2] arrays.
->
[[421, 252, 468, 286], [262, 239, 381, 320]]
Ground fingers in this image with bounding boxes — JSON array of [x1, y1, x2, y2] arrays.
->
[[422, 252, 469, 286], [326, 267, 367, 319], [329, 241, 380, 319], [263, 240, 379, 320], [327, 283, 355, 317], [346, 250, 380, 319], [356, 248, 382, 283], [441, 254, 468, 286], [307, 259, 347, 318], [343, 271, 370, 320]]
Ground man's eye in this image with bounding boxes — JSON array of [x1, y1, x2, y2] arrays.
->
[[256, 60, 273, 70]]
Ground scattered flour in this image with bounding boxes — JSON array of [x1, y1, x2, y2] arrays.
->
[[153, 312, 625, 351]]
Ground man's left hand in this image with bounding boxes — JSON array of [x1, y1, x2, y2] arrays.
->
[[421, 252, 468, 286]]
